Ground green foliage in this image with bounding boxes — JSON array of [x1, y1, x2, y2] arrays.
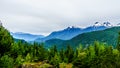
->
[[25, 53, 32, 62], [65, 45, 74, 63], [45, 27, 120, 49], [37, 44, 48, 61], [0, 26, 13, 56], [50, 53, 61, 67], [0, 55, 14, 68], [15, 55, 24, 66], [1, 26, 120, 68], [117, 32, 120, 51]]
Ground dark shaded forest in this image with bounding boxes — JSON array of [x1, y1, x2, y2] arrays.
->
[[1, 26, 120, 68]]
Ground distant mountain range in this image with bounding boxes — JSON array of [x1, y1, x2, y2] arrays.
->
[[10, 32, 44, 41], [44, 26, 120, 49], [9, 22, 120, 49], [35, 22, 113, 42], [11, 22, 120, 43]]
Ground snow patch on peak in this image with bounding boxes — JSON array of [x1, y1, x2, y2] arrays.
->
[[92, 22, 113, 28], [103, 22, 112, 27], [66, 26, 80, 30], [93, 22, 102, 27]]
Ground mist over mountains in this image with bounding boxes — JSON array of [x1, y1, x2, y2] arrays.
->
[[10, 32, 44, 41], [11, 22, 116, 42], [1, 20, 120, 49]]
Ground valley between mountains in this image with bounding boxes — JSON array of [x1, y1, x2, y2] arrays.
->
[[11, 22, 120, 49]]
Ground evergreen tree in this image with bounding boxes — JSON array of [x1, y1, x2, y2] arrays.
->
[[117, 32, 120, 51], [0, 55, 14, 68], [65, 45, 74, 63], [48, 45, 57, 61], [37, 44, 47, 61], [94, 41, 99, 56], [50, 53, 61, 67], [59, 48, 65, 61], [15, 55, 24, 67], [0, 26, 13, 56], [25, 53, 32, 62]]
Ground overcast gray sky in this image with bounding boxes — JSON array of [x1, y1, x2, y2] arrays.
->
[[0, 0, 120, 35]]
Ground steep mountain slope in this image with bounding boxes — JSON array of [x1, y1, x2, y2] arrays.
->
[[11, 32, 44, 41], [36, 26, 82, 42], [36, 22, 111, 42], [45, 26, 120, 49], [14, 38, 27, 43], [45, 39, 65, 48], [66, 27, 119, 48]]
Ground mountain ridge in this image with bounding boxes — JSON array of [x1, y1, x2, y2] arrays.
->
[[35, 22, 113, 42], [11, 32, 44, 41], [11, 21, 119, 43], [44, 26, 120, 49]]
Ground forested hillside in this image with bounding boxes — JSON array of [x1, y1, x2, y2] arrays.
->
[[1, 26, 120, 68], [45, 27, 120, 49]]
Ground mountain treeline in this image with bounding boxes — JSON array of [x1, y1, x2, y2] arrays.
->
[[45, 27, 120, 49], [1, 26, 120, 68]]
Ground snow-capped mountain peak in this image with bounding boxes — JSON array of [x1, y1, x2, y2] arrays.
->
[[66, 26, 80, 30], [93, 22, 102, 27], [93, 22, 113, 27], [103, 22, 113, 27]]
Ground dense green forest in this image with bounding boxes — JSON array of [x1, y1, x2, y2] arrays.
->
[[1, 26, 120, 68]]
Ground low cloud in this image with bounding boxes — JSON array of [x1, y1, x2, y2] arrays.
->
[[0, 0, 120, 35]]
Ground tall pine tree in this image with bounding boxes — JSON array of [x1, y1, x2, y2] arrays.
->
[[117, 32, 120, 51], [0, 26, 13, 56]]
